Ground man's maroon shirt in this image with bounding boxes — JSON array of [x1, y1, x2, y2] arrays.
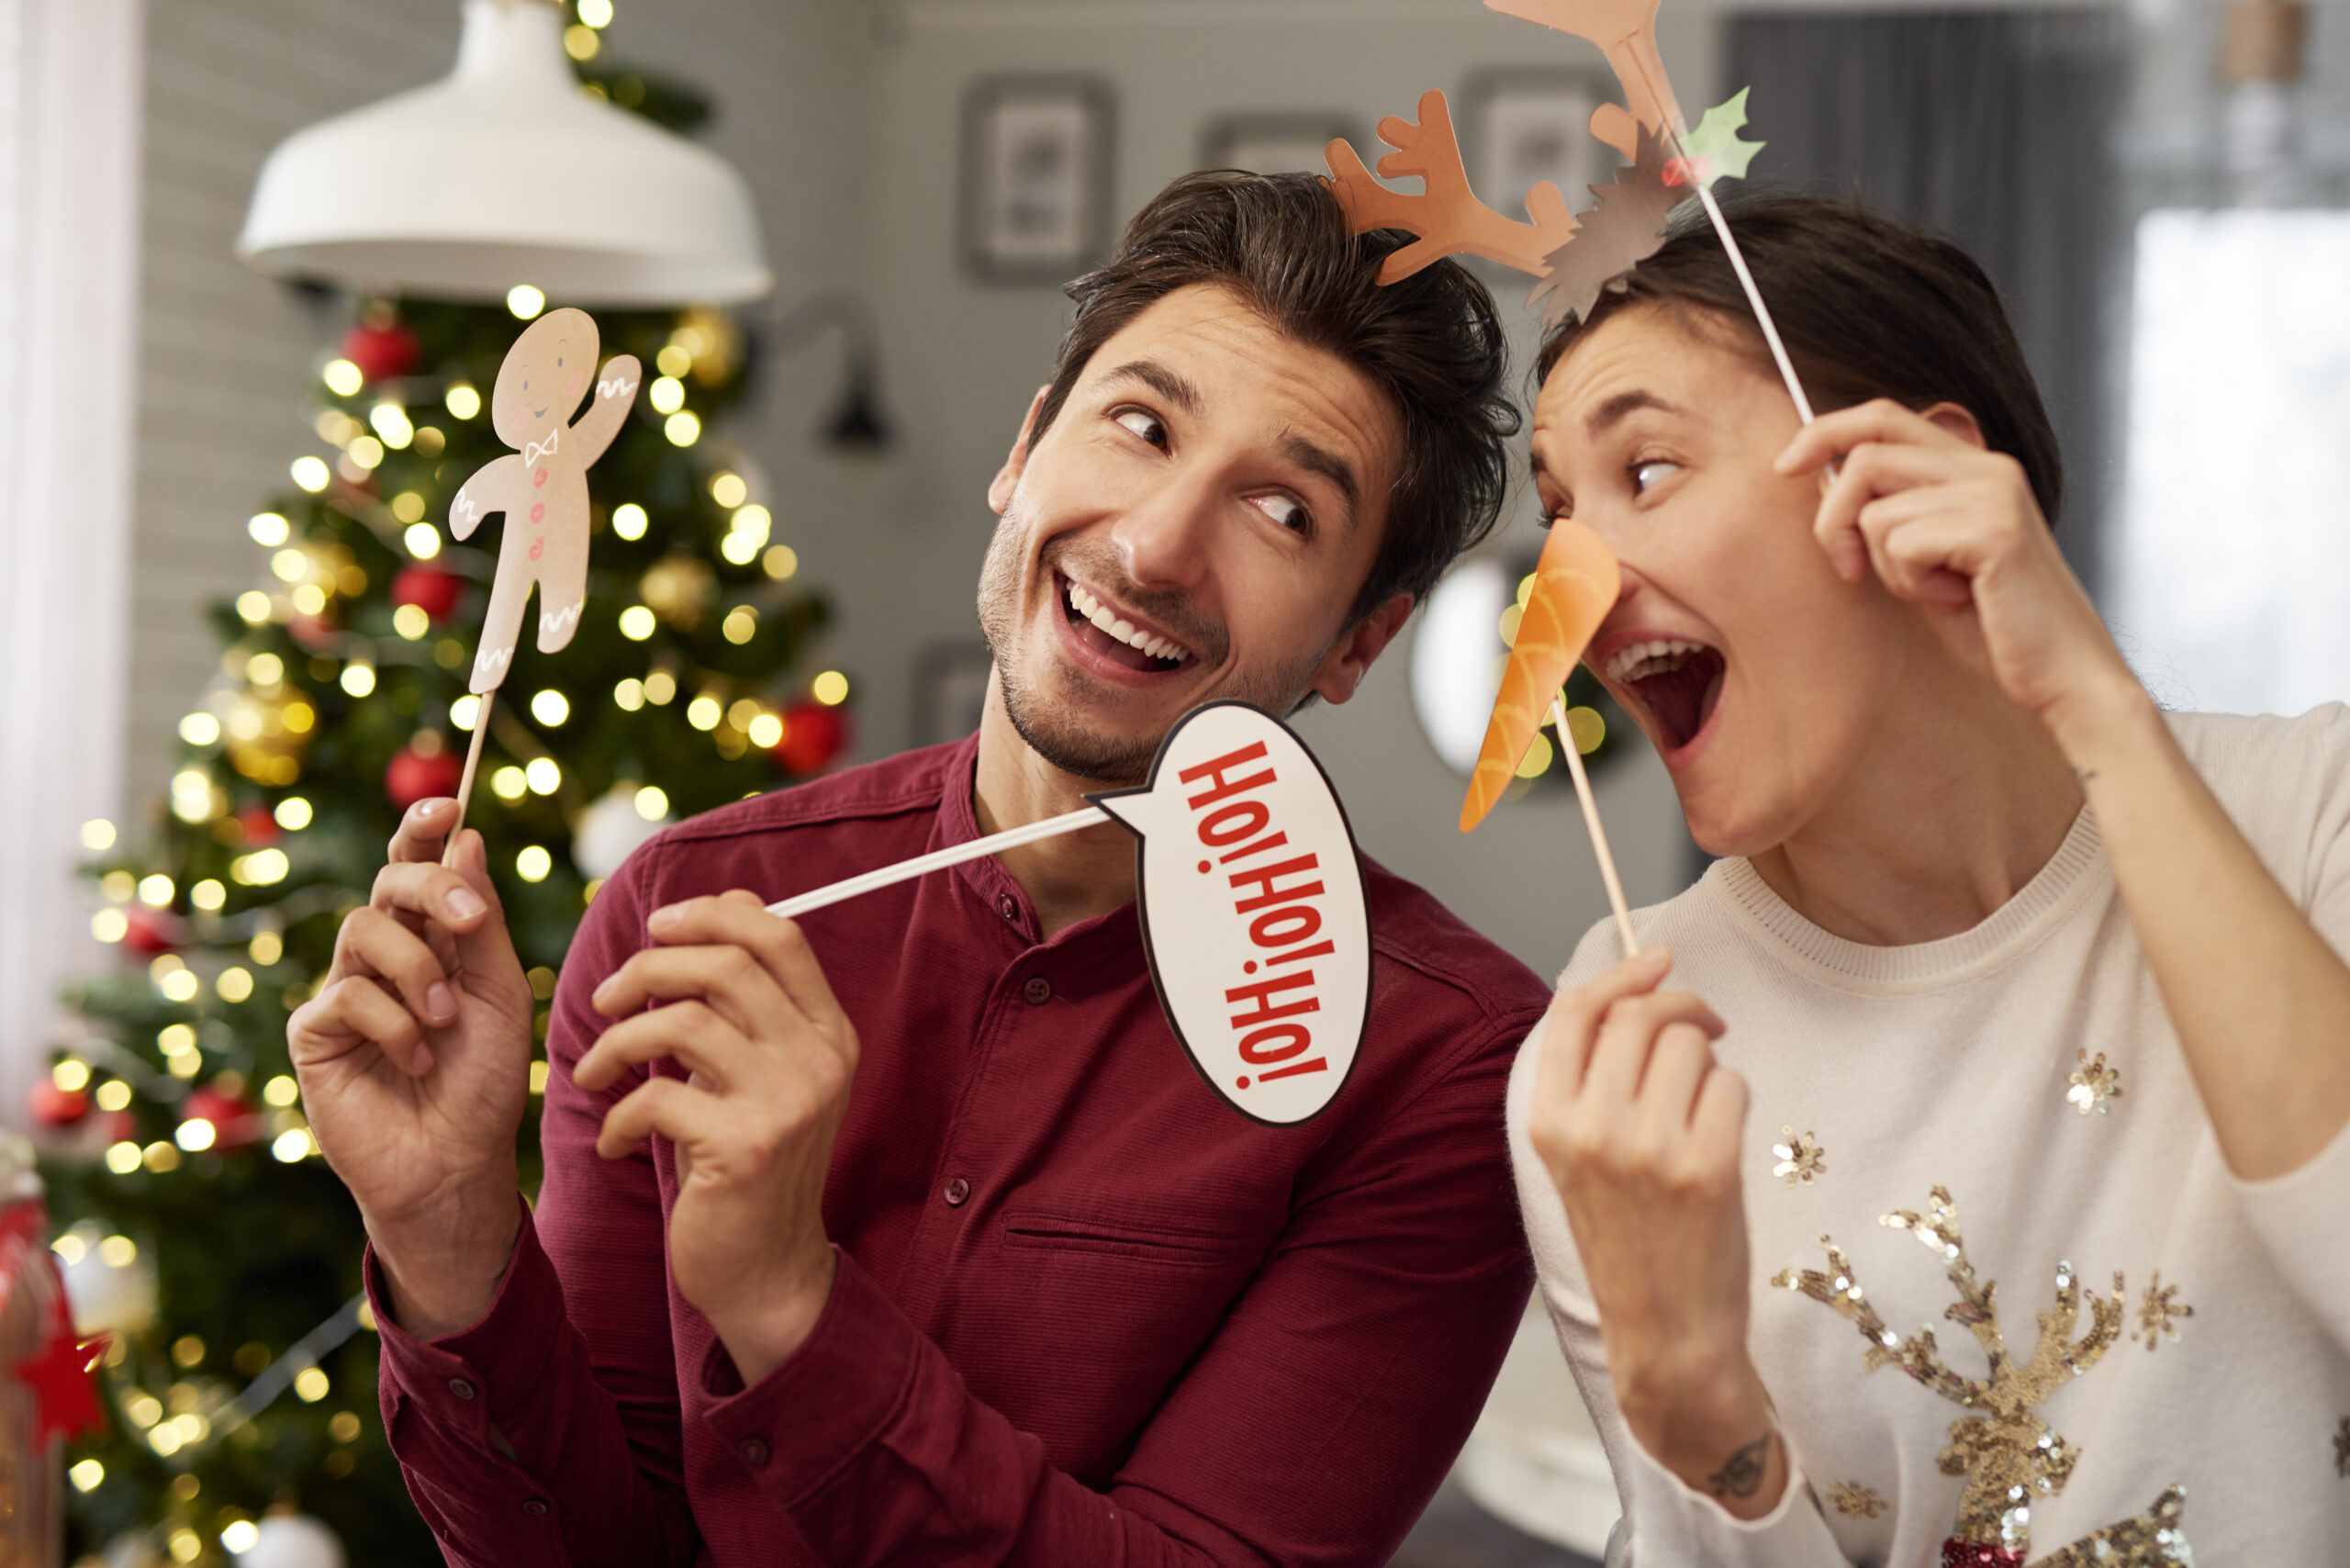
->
[[370, 735, 1549, 1566]]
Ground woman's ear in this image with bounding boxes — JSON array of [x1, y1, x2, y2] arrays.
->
[[989, 386, 1053, 516], [1919, 401, 1988, 451]]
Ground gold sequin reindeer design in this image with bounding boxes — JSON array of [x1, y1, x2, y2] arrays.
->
[[1774, 1187, 2191, 1565]]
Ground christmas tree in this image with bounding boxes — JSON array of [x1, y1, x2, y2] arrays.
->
[[32, 30, 849, 1564]]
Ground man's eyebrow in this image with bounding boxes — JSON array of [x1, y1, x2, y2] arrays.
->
[[1279, 431, 1361, 527], [1099, 360, 1203, 418], [1585, 388, 1680, 437]]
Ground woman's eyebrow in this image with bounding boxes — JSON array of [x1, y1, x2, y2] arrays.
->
[[1585, 388, 1680, 437]]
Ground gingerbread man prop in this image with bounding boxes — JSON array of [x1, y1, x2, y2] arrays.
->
[[448, 307, 640, 696]]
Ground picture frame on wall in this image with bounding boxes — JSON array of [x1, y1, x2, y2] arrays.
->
[[1460, 69, 1606, 222], [1199, 112, 1362, 177], [958, 74, 1117, 285]]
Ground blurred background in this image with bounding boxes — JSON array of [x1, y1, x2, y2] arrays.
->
[[0, 0, 2340, 1562]]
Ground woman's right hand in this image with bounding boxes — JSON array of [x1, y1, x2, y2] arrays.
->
[[288, 800, 536, 1336], [1526, 946, 1787, 1518]]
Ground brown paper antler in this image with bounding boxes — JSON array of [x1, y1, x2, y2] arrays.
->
[[1325, 90, 1580, 284], [1483, 0, 1684, 159]]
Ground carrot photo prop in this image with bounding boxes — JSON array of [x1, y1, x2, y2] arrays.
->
[[1458, 521, 1640, 958]]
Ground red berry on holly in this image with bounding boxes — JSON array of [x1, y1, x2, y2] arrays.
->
[[27, 1081, 87, 1127], [775, 701, 848, 776], [341, 319, 421, 383], [386, 744, 464, 811], [393, 565, 463, 621], [121, 905, 185, 956]]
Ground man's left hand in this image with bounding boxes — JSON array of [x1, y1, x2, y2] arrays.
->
[[578, 890, 857, 1383]]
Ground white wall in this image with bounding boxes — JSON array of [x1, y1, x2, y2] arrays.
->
[[857, 0, 1715, 972]]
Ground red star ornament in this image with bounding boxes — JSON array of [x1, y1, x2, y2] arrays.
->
[[16, 1323, 106, 1442]]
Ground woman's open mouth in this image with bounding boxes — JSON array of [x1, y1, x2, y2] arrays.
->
[[1602, 636, 1725, 755], [1058, 572, 1195, 675]]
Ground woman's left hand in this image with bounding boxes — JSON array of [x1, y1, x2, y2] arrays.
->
[[1776, 399, 2140, 738]]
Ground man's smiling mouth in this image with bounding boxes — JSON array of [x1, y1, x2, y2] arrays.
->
[[1058, 572, 1194, 672], [1602, 636, 1724, 753]]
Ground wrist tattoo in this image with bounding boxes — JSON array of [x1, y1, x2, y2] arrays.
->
[[1707, 1430, 1774, 1500]]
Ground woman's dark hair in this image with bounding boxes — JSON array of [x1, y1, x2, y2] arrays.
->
[[1034, 169, 1520, 623], [1539, 193, 2065, 526]]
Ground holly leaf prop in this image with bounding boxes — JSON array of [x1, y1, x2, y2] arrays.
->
[[1530, 127, 1684, 329], [1461, 521, 1622, 832], [1671, 87, 1765, 188]]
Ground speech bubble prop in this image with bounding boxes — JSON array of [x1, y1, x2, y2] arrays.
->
[[761, 703, 1371, 1125], [1461, 519, 1621, 833], [1092, 702, 1371, 1126]]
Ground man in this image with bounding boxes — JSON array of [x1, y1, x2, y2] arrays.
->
[[292, 171, 1551, 1566]]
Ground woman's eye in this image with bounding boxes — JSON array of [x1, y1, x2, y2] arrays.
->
[[1632, 459, 1681, 495], [1114, 409, 1168, 449], [1249, 493, 1311, 534]]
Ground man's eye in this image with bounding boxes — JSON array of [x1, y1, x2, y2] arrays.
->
[[1114, 409, 1168, 449], [1632, 460, 1681, 495], [1251, 494, 1311, 534]]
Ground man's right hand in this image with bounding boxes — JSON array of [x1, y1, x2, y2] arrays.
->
[[289, 799, 535, 1338]]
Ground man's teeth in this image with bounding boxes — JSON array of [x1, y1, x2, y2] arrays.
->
[[1605, 638, 1711, 683], [1066, 578, 1190, 663]]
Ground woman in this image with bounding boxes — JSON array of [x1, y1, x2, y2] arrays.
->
[[1508, 195, 2350, 1566]]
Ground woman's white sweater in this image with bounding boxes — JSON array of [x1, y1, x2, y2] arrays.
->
[[1507, 706, 2350, 1566]]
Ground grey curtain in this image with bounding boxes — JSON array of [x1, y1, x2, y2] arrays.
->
[[1726, 10, 2127, 591]]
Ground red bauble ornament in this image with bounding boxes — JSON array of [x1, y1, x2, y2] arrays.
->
[[386, 743, 464, 811], [238, 805, 280, 846], [120, 904, 185, 956], [775, 702, 849, 776], [27, 1081, 87, 1128], [393, 565, 463, 621], [341, 319, 421, 383], [183, 1086, 259, 1149]]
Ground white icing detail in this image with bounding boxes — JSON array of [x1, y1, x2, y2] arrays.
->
[[598, 375, 635, 400], [523, 429, 562, 468]]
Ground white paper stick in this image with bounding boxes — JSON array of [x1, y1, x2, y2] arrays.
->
[[1551, 695, 1640, 959], [766, 804, 1112, 922], [1689, 176, 1816, 426], [442, 688, 495, 869]]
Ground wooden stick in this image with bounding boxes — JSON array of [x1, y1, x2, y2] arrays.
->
[[1551, 695, 1640, 958], [442, 689, 495, 868], [766, 805, 1111, 922]]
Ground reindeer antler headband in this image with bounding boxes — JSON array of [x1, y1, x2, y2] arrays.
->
[[1326, 0, 1807, 418]]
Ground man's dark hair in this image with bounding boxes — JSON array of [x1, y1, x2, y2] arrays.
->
[[1033, 169, 1518, 624], [1539, 193, 2064, 526]]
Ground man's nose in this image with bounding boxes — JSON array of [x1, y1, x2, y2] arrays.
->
[[1110, 476, 1218, 590]]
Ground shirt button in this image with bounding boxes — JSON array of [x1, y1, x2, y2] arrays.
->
[[520, 1499, 549, 1518], [448, 1377, 477, 1401], [997, 894, 1018, 921], [943, 1178, 970, 1206], [738, 1436, 771, 1467], [1022, 976, 1052, 1005]]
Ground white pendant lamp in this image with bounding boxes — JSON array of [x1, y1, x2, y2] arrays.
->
[[237, 0, 771, 305]]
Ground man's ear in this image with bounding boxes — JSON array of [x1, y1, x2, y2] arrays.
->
[[1307, 592, 1415, 707], [1920, 401, 1988, 450], [989, 386, 1053, 516]]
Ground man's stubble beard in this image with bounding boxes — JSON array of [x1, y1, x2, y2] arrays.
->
[[974, 502, 1333, 789]]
